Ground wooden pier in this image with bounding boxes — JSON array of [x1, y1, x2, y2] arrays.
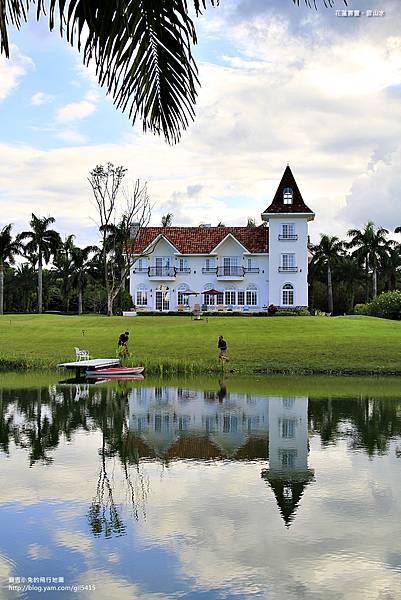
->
[[58, 358, 120, 378]]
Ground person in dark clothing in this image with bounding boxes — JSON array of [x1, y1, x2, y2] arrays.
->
[[217, 380, 227, 403], [118, 331, 129, 357], [218, 335, 228, 361]]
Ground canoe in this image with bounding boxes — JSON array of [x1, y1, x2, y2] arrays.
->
[[86, 366, 144, 378]]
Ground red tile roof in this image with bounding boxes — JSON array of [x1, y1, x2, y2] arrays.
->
[[130, 226, 268, 254]]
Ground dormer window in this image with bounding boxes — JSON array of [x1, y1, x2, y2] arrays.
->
[[283, 187, 293, 204]]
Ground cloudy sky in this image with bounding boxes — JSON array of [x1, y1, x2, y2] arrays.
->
[[0, 0, 401, 245]]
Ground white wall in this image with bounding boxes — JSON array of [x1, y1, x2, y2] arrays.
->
[[268, 396, 309, 472], [267, 216, 310, 307], [129, 235, 270, 311]]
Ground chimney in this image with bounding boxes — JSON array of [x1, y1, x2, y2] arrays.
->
[[130, 222, 140, 239]]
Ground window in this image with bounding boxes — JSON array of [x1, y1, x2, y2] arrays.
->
[[203, 283, 215, 306], [282, 398, 295, 409], [246, 285, 257, 306], [225, 290, 236, 305], [177, 257, 189, 272], [280, 418, 296, 438], [136, 285, 148, 306], [282, 253, 296, 270], [177, 284, 190, 305], [281, 223, 295, 239], [136, 258, 147, 272], [283, 187, 293, 204], [279, 449, 297, 468], [204, 258, 216, 272], [223, 256, 240, 276], [237, 291, 245, 305], [282, 283, 294, 306]]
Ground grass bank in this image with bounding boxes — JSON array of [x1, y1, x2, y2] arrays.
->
[[1, 314, 401, 376]]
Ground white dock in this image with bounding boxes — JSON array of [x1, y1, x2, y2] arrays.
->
[[58, 358, 120, 376]]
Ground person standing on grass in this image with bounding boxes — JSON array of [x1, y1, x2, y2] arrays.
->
[[118, 331, 130, 358], [218, 335, 228, 362]]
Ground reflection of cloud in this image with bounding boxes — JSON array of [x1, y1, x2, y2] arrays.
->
[[55, 530, 93, 557], [27, 543, 52, 560], [76, 570, 167, 600]]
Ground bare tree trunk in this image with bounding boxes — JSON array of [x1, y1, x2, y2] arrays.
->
[[327, 262, 333, 314], [0, 261, 4, 315], [365, 259, 370, 303], [107, 295, 114, 317], [38, 255, 43, 314]]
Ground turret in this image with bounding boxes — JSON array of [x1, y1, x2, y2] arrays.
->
[[262, 166, 315, 308]]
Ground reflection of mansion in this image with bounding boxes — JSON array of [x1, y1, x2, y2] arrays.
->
[[129, 166, 315, 312], [128, 387, 315, 525]]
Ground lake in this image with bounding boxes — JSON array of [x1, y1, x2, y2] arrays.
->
[[0, 374, 401, 599]]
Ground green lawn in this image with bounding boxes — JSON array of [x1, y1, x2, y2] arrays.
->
[[1, 314, 401, 374]]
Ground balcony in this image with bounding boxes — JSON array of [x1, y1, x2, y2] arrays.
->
[[278, 234, 298, 241], [133, 267, 148, 274], [202, 267, 217, 274], [244, 267, 260, 274], [176, 268, 192, 275], [216, 266, 245, 280], [278, 266, 298, 273], [148, 266, 176, 280]]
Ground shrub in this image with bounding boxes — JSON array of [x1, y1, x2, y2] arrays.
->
[[296, 307, 311, 316], [354, 303, 369, 316], [367, 291, 401, 320], [268, 304, 278, 315]]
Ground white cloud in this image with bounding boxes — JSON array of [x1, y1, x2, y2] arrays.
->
[[0, 45, 33, 101], [31, 91, 54, 105], [56, 99, 96, 122], [57, 129, 87, 144]]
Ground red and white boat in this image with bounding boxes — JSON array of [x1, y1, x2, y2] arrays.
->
[[86, 366, 144, 378]]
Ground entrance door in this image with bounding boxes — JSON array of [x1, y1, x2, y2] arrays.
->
[[155, 290, 170, 311]]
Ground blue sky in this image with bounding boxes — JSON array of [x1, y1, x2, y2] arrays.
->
[[1, 0, 401, 244]]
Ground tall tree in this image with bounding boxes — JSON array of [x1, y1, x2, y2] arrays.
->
[[0, 224, 20, 314], [311, 234, 343, 314], [161, 213, 174, 227], [70, 245, 98, 315], [53, 235, 76, 312], [347, 222, 392, 300], [0, 2, 346, 143], [19, 214, 61, 314], [89, 163, 151, 316], [246, 218, 256, 228]]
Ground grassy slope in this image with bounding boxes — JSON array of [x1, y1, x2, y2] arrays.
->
[[1, 314, 401, 375]]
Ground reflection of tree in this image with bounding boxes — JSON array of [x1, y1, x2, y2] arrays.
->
[[88, 427, 126, 538], [309, 396, 401, 457], [87, 385, 150, 537]]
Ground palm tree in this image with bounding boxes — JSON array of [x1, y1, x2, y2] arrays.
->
[[53, 235, 76, 312], [70, 245, 97, 315], [311, 234, 343, 314], [347, 222, 393, 300], [0, 224, 20, 314], [19, 214, 61, 314], [161, 213, 174, 227], [0, 2, 345, 144], [380, 245, 401, 291]]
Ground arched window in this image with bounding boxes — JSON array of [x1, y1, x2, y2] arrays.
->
[[283, 187, 293, 204], [136, 284, 148, 306], [177, 283, 190, 305], [246, 284, 258, 306], [203, 283, 216, 306], [224, 285, 236, 306], [282, 283, 294, 306]]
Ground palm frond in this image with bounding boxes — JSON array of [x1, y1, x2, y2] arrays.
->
[[0, 1, 219, 144], [292, 0, 347, 7]]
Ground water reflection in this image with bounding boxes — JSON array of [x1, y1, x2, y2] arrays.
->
[[1, 380, 401, 598]]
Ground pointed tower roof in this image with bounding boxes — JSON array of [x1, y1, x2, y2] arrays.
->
[[262, 166, 314, 218], [261, 469, 315, 527]]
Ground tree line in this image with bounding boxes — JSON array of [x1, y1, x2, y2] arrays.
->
[[0, 163, 150, 316], [310, 222, 401, 315]]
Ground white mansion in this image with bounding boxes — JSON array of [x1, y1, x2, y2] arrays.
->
[[129, 166, 315, 312]]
